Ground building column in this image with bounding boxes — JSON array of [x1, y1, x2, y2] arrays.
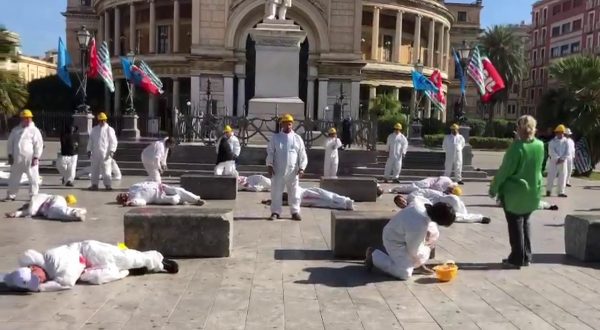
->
[[113, 79, 122, 116], [237, 76, 246, 115], [149, 94, 157, 118], [427, 18, 435, 67], [129, 2, 136, 52], [437, 23, 444, 69], [99, 15, 105, 42], [351, 81, 360, 119], [425, 98, 432, 119], [318, 78, 329, 119], [393, 87, 400, 100], [444, 27, 450, 72], [413, 14, 422, 63], [173, 0, 180, 53], [114, 6, 121, 56], [172, 78, 180, 111], [393, 10, 403, 62], [104, 10, 110, 43], [224, 75, 234, 116], [371, 6, 380, 61], [191, 76, 201, 114], [149, 0, 156, 53], [369, 85, 377, 100], [306, 78, 315, 119]]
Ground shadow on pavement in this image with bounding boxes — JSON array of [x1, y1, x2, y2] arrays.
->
[[583, 186, 600, 190], [0, 283, 33, 296], [455, 262, 506, 270], [274, 249, 333, 260], [294, 265, 391, 287], [414, 277, 439, 284], [575, 208, 600, 212], [464, 204, 500, 208], [531, 253, 600, 269], [544, 223, 564, 227]]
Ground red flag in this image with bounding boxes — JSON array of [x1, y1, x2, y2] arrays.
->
[[481, 57, 506, 103], [131, 65, 161, 95], [87, 38, 99, 78]]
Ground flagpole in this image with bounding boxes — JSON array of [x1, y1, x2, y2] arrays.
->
[[126, 51, 136, 113]]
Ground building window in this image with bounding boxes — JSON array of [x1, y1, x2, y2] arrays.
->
[[532, 68, 537, 82], [572, 41, 581, 52], [561, 44, 570, 55], [551, 46, 560, 57], [80, 0, 91, 5], [552, 26, 561, 37], [561, 22, 571, 34], [383, 35, 393, 62], [574, 0, 583, 6], [530, 89, 535, 100], [552, 4, 561, 15], [541, 48, 545, 61], [457, 11, 467, 22], [538, 88, 543, 99], [540, 68, 545, 83], [533, 50, 538, 60], [572, 19, 582, 31], [157, 25, 170, 54], [534, 31, 538, 44], [542, 27, 547, 40], [563, 1, 571, 11], [535, 12, 540, 26]]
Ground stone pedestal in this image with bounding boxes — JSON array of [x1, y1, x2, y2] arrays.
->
[[331, 210, 395, 258], [72, 113, 93, 157], [409, 121, 424, 147], [248, 20, 307, 119], [320, 177, 378, 202], [459, 125, 473, 170], [565, 214, 600, 262], [121, 114, 140, 140]]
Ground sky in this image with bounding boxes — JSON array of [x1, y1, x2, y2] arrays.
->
[[0, 0, 535, 58]]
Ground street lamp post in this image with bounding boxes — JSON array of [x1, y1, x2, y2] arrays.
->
[[455, 40, 472, 124], [76, 26, 91, 113], [125, 51, 136, 114], [409, 59, 424, 146]]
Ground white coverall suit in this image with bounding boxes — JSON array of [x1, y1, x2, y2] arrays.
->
[[214, 135, 241, 176], [300, 187, 354, 210], [323, 137, 342, 178], [6, 123, 43, 199], [12, 193, 86, 221], [384, 132, 408, 180], [87, 124, 118, 188], [126, 181, 201, 206], [141, 139, 169, 183], [266, 131, 308, 216], [390, 176, 455, 194], [407, 189, 484, 223], [566, 137, 575, 185], [442, 133, 465, 182], [5, 240, 165, 291], [238, 175, 271, 192], [546, 136, 569, 195], [372, 197, 433, 280]]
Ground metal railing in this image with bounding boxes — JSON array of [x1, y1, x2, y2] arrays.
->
[[174, 113, 378, 150]]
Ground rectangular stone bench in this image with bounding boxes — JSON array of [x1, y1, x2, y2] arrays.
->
[[124, 208, 233, 258], [565, 214, 600, 262], [331, 210, 394, 259], [320, 177, 378, 202], [180, 174, 237, 200]]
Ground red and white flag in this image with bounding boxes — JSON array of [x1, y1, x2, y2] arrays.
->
[[87, 38, 99, 78], [481, 57, 505, 103]]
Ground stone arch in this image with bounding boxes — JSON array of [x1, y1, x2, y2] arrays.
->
[[225, 0, 330, 53]]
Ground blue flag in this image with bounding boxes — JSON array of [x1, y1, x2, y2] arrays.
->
[[120, 56, 133, 81], [57, 37, 72, 88], [411, 71, 439, 92], [453, 48, 466, 97]]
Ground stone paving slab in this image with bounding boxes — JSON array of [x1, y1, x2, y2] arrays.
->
[[0, 174, 599, 329]]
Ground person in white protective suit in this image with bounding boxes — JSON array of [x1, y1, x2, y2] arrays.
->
[[394, 189, 491, 224], [141, 137, 176, 183], [261, 187, 355, 210], [57, 124, 79, 186], [116, 181, 205, 206], [365, 197, 456, 280], [384, 123, 408, 183], [5, 109, 44, 201], [87, 112, 118, 191], [443, 124, 465, 185], [76, 159, 121, 181], [214, 125, 241, 176], [5, 194, 86, 221], [565, 128, 575, 187], [0, 240, 179, 292], [238, 175, 272, 192], [546, 124, 569, 197], [390, 176, 459, 195], [266, 114, 308, 221], [323, 127, 343, 178]]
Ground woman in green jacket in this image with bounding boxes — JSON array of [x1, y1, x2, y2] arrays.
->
[[489, 115, 544, 268]]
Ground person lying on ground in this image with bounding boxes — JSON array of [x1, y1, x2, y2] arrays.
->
[[0, 240, 178, 292], [238, 175, 271, 192], [494, 199, 558, 211], [390, 176, 459, 194], [261, 187, 354, 210], [116, 181, 205, 206], [5, 194, 86, 222]]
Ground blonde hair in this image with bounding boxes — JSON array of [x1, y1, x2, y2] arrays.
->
[[516, 115, 537, 140]]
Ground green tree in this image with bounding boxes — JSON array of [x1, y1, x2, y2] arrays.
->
[[480, 25, 526, 136], [369, 93, 402, 117], [0, 70, 29, 126]]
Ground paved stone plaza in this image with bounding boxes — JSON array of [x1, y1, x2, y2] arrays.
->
[[0, 172, 599, 330]]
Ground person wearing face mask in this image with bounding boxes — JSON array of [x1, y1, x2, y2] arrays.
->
[[5, 109, 44, 201], [442, 124, 466, 185], [546, 124, 569, 197], [266, 114, 308, 221], [87, 112, 118, 191]]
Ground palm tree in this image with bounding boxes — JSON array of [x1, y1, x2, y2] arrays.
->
[[369, 93, 402, 117], [480, 25, 526, 136], [0, 70, 29, 116]]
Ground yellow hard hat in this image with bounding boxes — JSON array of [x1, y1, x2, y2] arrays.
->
[[223, 125, 233, 133], [97, 112, 108, 121], [280, 114, 294, 123], [393, 123, 402, 130], [20, 109, 33, 118], [117, 242, 128, 250], [554, 124, 566, 133], [65, 194, 77, 205], [328, 127, 337, 134], [451, 186, 463, 196], [450, 124, 459, 130]]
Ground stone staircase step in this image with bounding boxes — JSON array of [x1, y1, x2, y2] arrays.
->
[[352, 167, 488, 178]]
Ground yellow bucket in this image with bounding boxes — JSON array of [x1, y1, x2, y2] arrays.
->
[[433, 261, 458, 282]]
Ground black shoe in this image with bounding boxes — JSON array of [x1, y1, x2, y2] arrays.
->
[[365, 247, 374, 272], [291, 213, 302, 221], [558, 193, 568, 198], [546, 191, 551, 197], [458, 181, 465, 185], [162, 259, 179, 274], [89, 185, 99, 191], [129, 267, 149, 276], [65, 181, 74, 187], [105, 186, 113, 191], [566, 183, 572, 187], [549, 205, 559, 211], [481, 217, 492, 224], [268, 213, 280, 221], [502, 259, 521, 269]]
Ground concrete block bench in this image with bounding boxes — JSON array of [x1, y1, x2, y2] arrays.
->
[[124, 208, 233, 258], [565, 214, 600, 262], [331, 210, 395, 258], [180, 174, 237, 200], [320, 177, 378, 202]]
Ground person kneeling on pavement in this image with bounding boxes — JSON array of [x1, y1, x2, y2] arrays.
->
[[365, 196, 456, 280], [0, 240, 178, 292], [116, 181, 205, 206], [5, 193, 86, 222]]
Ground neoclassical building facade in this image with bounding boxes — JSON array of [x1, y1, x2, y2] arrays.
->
[[64, 0, 455, 130]]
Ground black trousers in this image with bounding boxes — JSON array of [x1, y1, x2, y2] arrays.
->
[[504, 210, 532, 266]]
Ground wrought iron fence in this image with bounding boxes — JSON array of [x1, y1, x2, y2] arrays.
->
[[174, 113, 378, 150]]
